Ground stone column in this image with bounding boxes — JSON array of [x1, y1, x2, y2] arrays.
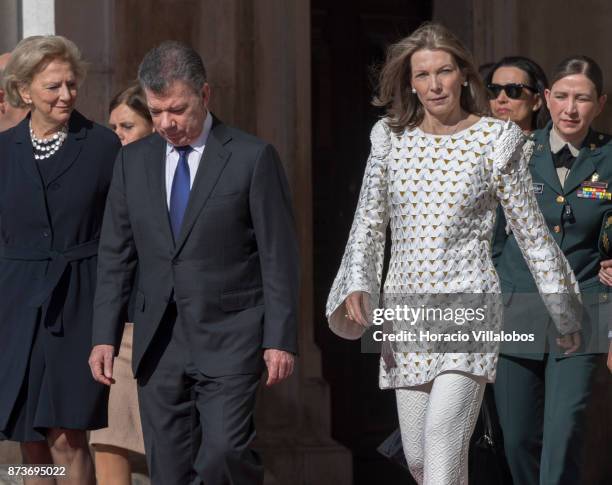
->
[[248, 1, 352, 484], [55, 0, 114, 123], [433, 0, 520, 66], [0, 0, 19, 52], [22, 0, 55, 37], [471, 0, 519, 64]]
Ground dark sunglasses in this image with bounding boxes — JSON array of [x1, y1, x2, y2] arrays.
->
[[487, 83, 537, 100]]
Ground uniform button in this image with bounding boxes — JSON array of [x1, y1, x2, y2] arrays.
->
[[553, 225, 561, 233], [42, 231, 49, 238], [556, 195, 565, 203]]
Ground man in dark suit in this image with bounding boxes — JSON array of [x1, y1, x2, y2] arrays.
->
[[89, 41, 299, 485]]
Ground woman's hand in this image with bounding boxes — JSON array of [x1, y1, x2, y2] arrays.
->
[[557, 331, 581, 355], [598, 259, 612, 286], [344, 291, 371, 327]]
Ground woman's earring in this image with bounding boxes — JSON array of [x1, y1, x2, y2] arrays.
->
[[462, 81, 468, 87], [411, 87, 416, 94]]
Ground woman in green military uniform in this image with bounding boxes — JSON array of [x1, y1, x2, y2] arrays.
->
[[492, 55, 611, 485]]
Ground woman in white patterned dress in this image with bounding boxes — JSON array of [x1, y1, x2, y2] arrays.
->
[[325, 23, 582, 485]]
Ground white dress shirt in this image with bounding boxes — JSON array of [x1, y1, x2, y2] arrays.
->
[[549, 126, 585, 188], [549, 125, 583, 157], [165, 111, 213, 207]]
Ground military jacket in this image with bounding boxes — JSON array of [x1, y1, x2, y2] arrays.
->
[[493, 122, 612, 357]]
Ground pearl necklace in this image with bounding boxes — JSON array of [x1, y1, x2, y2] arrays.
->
[[30, 121, 68, 160]]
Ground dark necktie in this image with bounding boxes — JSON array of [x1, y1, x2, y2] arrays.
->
[[553, 145, 576, 170], [169, 145, 192, 240]]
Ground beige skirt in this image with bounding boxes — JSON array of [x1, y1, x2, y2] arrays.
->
[[89, 324, 145, 454]]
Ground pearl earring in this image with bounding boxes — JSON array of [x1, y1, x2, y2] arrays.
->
[[462, 81, 468, 87], [411, 87, 416, 94]]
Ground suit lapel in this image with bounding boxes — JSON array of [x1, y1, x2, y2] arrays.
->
[[174, 120, 231, 254], [145, 134, 175, 246], [530, 130, 563, 195], [13, 117, 43, 189], [45, 111, 86, 187], [563, 131, 602, 193]]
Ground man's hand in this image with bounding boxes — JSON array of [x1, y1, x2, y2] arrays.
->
[[598, 259, 612, 286], [263, 349, 295, 386], [557, 331, 581, 355], [88, 344, 115, 386]]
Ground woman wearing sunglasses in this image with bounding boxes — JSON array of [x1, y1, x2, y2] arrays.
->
[[492, 55, 612, 485], [486, 56, 550, 133]]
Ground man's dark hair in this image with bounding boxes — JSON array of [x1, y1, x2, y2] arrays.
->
[[138, 40, 207, 94]]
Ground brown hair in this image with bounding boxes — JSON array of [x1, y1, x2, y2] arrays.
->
[[2, 35, 87, 109], [109, 81, 152, 124], [373, 22, 488, 133], [550, 55, 603, 96]]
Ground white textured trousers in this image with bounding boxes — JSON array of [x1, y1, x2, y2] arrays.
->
[[396, 371, 485, 485]]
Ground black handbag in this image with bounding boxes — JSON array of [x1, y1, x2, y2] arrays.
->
[[377, 427, 408, 470], [468, 386, 513, 485], [377, 387, 513, 484]]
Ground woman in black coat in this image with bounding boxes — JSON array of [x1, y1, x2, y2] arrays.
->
[[0, 35, 120, 484]]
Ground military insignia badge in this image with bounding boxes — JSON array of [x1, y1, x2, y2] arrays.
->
[[599, 213, 612, 257], [577, 177, 611, 200]]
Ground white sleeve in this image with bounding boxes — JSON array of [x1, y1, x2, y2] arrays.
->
[[326, 119, 391, 339], [493, 121, 581, 334]]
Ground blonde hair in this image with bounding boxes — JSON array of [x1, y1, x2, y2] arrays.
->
[[2, 35, 87, 108], [373, 22, 488, 133]]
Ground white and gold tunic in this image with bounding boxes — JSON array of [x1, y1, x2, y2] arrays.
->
[[326, 117, 580, 389]]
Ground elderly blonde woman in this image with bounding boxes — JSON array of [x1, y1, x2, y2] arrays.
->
[[0, 36, 120, 485], [326, 23, 581, 485]]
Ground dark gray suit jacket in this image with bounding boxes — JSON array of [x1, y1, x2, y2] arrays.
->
[[92, 117, 299, 377]]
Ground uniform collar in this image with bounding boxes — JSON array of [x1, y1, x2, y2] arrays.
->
[[549, 125, 585, 157]]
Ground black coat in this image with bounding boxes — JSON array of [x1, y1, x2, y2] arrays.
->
[[92, 117, 299, 377], [0, 111, 120, 433]]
